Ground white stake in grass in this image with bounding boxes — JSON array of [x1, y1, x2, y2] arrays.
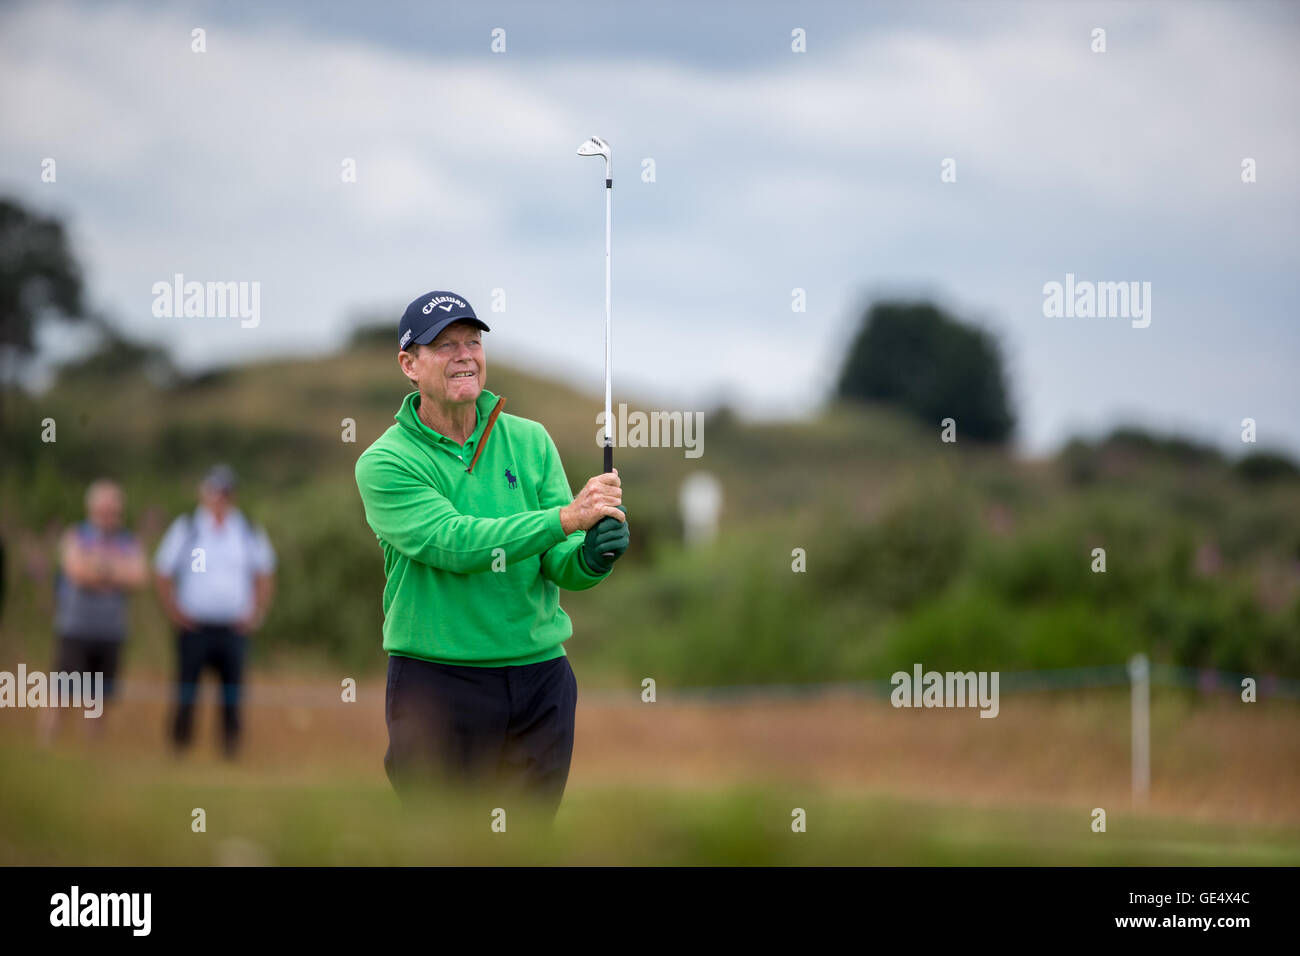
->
[[1128, 653, 1150, 805]]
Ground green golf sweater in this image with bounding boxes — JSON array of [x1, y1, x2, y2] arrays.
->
[[354, 387, 610, 667]]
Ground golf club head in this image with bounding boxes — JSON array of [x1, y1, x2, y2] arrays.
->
[[576, 136, 610, 160]]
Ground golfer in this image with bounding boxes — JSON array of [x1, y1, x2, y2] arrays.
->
[[354, 290, 628, 818]]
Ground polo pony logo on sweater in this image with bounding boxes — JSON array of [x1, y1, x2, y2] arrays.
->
[[504, 468, 518, 489]]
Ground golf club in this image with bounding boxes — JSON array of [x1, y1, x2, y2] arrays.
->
[[577, 135, 617, 559]]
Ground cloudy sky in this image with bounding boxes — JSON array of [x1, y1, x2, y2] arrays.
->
[[2, 0, 1297, 456]]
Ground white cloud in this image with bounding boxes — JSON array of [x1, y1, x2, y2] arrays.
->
[[0, 0, 1296, 455]]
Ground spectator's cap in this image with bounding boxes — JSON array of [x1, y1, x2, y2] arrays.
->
[[202, 463, 238, 493], [398, 291, 490, 351]]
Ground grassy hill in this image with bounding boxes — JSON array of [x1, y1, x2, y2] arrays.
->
[[2, 335, 1299, 685]]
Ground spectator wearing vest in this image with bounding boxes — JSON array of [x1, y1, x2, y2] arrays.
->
[[153, 464, 276, 758], [38, 479, 147, 743]]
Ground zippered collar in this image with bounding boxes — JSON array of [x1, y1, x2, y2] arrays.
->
[[396, 388, 507, 473]]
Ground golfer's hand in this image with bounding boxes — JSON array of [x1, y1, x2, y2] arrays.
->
[[581, 506, 629, 575], [561, 469, 624, 533]]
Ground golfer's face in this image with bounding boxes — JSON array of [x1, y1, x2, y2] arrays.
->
[[421, 322, 485, 404]]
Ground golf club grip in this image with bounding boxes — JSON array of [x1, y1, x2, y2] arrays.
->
[[602, 441, 615, 559]]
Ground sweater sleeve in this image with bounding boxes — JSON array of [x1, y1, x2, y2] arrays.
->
[[538, 429, 610, 590], [355, 449, 567, 574]]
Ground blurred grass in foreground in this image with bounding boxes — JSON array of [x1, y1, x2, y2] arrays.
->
[[3, 741, 1298, 866]]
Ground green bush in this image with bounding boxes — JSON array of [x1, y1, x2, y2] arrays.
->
[[256, 483, 388, 671], [881, 589, 1140, 671], [818, 485, 972, 610], [1236, 450, 1300, 484]]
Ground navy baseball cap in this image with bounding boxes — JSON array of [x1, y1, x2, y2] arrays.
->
[[202, 463, 238, 493], [398, 291, 490, 351]]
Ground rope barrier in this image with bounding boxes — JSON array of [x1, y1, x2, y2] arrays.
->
[[89, 663, 1299, 708]]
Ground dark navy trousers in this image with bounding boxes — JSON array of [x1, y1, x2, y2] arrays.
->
[[171, 624, 247, 757], [384, 652, 577, 818]]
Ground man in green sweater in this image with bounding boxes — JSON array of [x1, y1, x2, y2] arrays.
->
[[354, 290, 628, 818]]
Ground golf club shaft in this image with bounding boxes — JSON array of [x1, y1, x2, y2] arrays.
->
[[603, 156, 615, 559]]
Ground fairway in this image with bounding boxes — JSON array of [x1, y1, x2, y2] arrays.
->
[[3, 678, 1296, 865]]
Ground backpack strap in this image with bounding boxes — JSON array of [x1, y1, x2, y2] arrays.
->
[[169, 511, 199, 577]]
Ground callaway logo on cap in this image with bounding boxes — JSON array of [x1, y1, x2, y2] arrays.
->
[[397, 290, 491, 350], [423, 295, 468, 315]]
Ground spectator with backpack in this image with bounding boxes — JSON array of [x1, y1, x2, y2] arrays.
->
[[153, 464, 275, 758]]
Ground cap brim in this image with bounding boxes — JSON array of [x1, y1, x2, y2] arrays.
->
[[411, 315, 491, 346]]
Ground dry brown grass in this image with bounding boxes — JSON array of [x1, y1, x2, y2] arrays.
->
[[6, 674, 1296, 828]]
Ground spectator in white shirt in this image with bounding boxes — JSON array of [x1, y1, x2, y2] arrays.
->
[[153, 464, 275, 758]]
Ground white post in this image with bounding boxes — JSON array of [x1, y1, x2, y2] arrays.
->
[[679, 472, 723, 547], [1127, 653, 1150, 805]]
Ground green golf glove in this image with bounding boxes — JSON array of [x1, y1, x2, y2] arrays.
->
[[580, 506, 629, 575]]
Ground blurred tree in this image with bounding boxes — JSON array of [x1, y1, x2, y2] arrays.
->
[[347, 322, 395, 349], [55, 321, 176, 388], [0, 197, 87, 420], [1236, 449, 1300, 484], [1103, 426, 1222, 466], [835, 301, 1015, 443]]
